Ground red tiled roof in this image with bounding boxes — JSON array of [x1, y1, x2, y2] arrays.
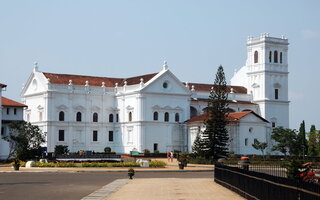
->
[[185, 83, 247, 94], [43, 72, 158, 87], [187, 111, 268, 123], [0, 83, 7, 88], [2, 97, 27, 107]]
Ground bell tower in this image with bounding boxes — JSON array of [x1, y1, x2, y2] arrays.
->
[[246, 33, 289, 128]]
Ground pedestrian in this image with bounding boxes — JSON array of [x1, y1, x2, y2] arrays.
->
[[167, 151, 171, 162], [170, 151, 174, 162]]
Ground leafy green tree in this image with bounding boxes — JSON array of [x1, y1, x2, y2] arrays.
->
[[271, 127, 299, 156], [308, 125, 318, 156], [297, 120, 308, 156], [202, 65, 229, 160], [2, 121, 45, 161], [252, 139, 268, 156]]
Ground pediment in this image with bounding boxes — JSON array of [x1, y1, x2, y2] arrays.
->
[[57, 105, 68, 110], [73, 105, 85, 110], [141, 70, 191, 96]]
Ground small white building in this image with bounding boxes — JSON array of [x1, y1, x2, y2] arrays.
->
[[20, 34, 289, 155], [0, 96, 27, 159], [187, 111, 271, 155]]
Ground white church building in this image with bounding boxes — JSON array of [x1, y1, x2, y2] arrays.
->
[[21, 34, 289, 155]]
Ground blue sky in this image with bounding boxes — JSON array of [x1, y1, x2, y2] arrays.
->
[[0, 0, 319, 130]]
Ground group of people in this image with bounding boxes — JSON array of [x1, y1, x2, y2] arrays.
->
[[167, 151, 174, 162]]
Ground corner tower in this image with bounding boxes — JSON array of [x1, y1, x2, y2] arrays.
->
[[246, 34, 289, 128]]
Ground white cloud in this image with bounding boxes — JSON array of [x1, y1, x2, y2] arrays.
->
[[301, 29, 319, 40]]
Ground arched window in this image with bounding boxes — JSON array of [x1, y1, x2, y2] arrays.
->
[[280, 52, 283, 64], [76, 112, 82, 122], [59, 111, 65, 121], [190, 106, 198, 118], [274, 51, 278, 63], [175, 113, 179, 122], [153, 112, 158, 121], [93, 112, 98, 122], [202, 107, 209, 113], [164, 112, 169, 122], [109, 114, 114, 122], [128, 112, 132, 122], [254, 51, 258, 63], [269, 51, 272, 63]]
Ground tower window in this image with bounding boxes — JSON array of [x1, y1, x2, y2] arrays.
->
[[164, 112, 169, 122], [59, 111, 65, 121], [275, 89, 279, 99], [153, 112, 158, 121], [93, 113, 98, 122], [116, 114, 119, 122], [128, 112, 132, 122], [175, 113, 180, 122], [274, 51, 278, 63], [245, 138, 248, 146], [280, 52, 283, 64], [109, 114, 114, 122], [269, 51, 272, 63], [254, 51, 258, 63], [109, 131, 114, 142], [76, 112, 82, 122], [93, 130, 98, 141], [58, 130, 65, 141]]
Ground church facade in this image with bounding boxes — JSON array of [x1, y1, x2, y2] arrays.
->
[[21, 34, 289, 155]]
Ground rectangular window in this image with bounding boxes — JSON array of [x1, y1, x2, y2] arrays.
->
[[6, 108, 9, 115], [58, 130, 65, 141], [153, 143, 158, 151], [275, 89, 279, 100], [272, 122, 276, 128], [245, 138, 248, 146], [1, 127, 5, 136], [14, 108, 17, 115], [109, 131, 114, 142], [93, 130, 98, 142]]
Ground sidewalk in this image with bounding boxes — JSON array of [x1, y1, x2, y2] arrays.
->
[[105, 178, 244, 200]]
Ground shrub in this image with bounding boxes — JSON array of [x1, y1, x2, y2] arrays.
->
[[54, 145, 69, 155], [154, 150, 160, 154], [149, 160, 166, 168], [144, 149, 150, 155], [104, 147, 111, 153]]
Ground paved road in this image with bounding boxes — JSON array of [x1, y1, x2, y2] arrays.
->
[[0, 171, 213, 200]]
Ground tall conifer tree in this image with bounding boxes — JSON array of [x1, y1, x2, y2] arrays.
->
[[308, 125, 318, 156], [202, 65, 229, 160], [297, 120, 308, 156]]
